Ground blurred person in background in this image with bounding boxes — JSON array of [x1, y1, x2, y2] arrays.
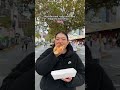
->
[[88, 34, 102, 64], [71, 40, 78, 52]]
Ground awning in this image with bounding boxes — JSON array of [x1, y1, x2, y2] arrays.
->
[[68, 34, 85, 40], [86, 22, 120, 33]]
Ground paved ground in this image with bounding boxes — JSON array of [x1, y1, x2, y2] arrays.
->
[[35, 45, 85, 90], [100, 47, 120, 90], [0, 43, 34, 87]]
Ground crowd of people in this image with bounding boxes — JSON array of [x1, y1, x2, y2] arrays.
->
[[70, 40, 85, 52], [86, 32, 120, 64], [101, 35, 119, 49]]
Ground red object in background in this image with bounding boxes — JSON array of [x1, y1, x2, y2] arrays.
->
[[56, 20, 64, 24]]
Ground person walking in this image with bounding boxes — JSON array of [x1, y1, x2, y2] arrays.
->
[[24, 37, 29, 51], [89, 34, 102, 64]]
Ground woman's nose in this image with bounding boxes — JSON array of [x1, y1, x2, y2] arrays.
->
[[58, 39, 63, 43]]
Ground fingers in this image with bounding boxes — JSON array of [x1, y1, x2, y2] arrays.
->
[[61, 77, 72, 82], [62, 79, 71, 82]]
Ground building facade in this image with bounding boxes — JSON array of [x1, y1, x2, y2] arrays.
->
[[86, 5, 120, 33]]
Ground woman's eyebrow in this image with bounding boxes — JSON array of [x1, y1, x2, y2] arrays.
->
[[56, 37, 60, 39], [56, 37, 66, 39], [62, 38, 66, 39]]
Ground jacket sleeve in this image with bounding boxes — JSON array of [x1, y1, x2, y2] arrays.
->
[[35, 48, 58, 76], [66, 54, 85, 87]]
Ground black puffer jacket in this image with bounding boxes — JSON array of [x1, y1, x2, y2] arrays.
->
[[35, 44, 85, 90]]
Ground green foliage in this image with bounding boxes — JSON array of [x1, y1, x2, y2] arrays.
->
[[35, 0, 85, 38], [35, 32, 40, 38]]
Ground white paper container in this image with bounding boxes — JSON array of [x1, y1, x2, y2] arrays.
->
[[51, 68, 77, 80]]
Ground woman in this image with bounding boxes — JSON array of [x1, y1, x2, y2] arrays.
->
[[35, 32, 85, 90]]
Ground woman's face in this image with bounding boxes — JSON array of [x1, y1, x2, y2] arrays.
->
[[55, 33, 69, 48]]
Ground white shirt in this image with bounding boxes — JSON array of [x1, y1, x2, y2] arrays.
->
[[72, 43, 78, 51]]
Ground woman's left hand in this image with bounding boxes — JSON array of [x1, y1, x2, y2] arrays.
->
[[61, 77, 72, 83]]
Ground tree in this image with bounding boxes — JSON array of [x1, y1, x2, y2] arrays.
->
[[35, 0, 85, 38], [35, 32, 40, 39]]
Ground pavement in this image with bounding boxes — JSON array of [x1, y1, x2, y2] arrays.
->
[[35, 45, 85, 90], [100, 47, 120, 90], [0, 43, 34, 87]]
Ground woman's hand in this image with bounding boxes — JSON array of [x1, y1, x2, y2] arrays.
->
[[61, 77, 72, 83]]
